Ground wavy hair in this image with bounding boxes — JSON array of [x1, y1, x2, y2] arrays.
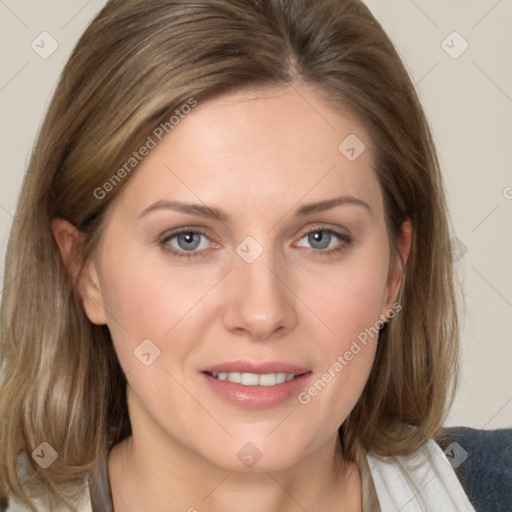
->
[[0, 0, 459, 509]]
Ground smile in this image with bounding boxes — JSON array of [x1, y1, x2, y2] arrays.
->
[[206, 371, 299, 386], [201, 365, 313, 409]]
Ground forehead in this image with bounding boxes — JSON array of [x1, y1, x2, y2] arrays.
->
[[112, 83, 383, 223]]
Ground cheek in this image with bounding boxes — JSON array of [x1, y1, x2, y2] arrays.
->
[[292, 245, 389, 422], [299, 244, 391, 340], [97, 241, 223, 372], [295, 281, 381, 438]]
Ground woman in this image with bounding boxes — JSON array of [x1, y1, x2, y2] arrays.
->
[[0, 0, 502, 510]]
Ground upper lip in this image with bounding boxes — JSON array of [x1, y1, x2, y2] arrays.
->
[[202, 360, 311, 375]]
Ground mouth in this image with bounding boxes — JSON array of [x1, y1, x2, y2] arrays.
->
[[200, 361, 312, 409]]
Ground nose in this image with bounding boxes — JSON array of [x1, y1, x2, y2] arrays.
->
[[221, 245, 298, 342]]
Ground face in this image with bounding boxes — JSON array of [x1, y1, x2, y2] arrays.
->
[[76, 84, 404, 472]]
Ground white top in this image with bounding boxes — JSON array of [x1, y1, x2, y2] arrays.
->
[[6, 439, 476, 511], [363, 439, 476, 511]]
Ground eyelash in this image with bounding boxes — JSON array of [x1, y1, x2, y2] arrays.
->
[[158, 226, 351, 260]]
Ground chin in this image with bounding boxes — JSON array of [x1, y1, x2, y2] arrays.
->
[[196, 433, 311, 474]]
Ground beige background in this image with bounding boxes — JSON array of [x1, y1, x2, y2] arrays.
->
[[0, 1, 511, 429]]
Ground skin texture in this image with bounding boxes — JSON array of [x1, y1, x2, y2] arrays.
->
[[53, 82, 411, 512]]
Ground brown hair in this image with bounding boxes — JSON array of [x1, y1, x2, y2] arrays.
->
[[0, 0, 459, 509]]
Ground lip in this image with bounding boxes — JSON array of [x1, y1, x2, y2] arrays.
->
[[201, 360, 311, 375], [200, 360, 313, 409]]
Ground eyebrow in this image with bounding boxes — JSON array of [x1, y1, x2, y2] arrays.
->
[[137, 195, 372, 222]]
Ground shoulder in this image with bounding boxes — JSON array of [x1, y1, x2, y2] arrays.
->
[[366, 437, 475, 511], [0, 452, 93, 511], [2, 491, 92, 512], [434, 426, 512, 512]]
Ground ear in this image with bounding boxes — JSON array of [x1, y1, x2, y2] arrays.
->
[[397, 219, 412, 266], [51, 219, 108, 325], [382, 219, 412, 311]]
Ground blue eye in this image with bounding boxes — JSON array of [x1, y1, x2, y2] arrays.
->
[[159, 229, 211, 259], [302, 230, 337, 250], [159, 227, 350, 259], [173, 232, 204, 251], [296, 229, 351, 255]]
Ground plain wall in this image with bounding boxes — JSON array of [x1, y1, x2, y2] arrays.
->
[[0, 0, 511, 429]]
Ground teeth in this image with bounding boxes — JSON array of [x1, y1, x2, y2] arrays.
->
[[241, 372, 260, 386], [209, 372, 298, 386]]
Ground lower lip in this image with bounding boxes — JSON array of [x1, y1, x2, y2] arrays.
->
[[201, 372, 313, 409]]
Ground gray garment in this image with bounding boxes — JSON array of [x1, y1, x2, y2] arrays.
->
[[88, 456, 113, 512]]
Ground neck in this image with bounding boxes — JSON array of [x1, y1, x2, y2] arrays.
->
[[107, 385, 362, 512], [108, 429, 361, 512]]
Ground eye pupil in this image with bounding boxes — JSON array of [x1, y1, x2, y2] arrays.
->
[[308, 230, 331, 249], [177, 232, 201, 250]]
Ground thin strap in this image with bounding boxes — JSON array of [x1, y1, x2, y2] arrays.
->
[[360, 452, 382, 512], [87, 456, 114, 512]]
